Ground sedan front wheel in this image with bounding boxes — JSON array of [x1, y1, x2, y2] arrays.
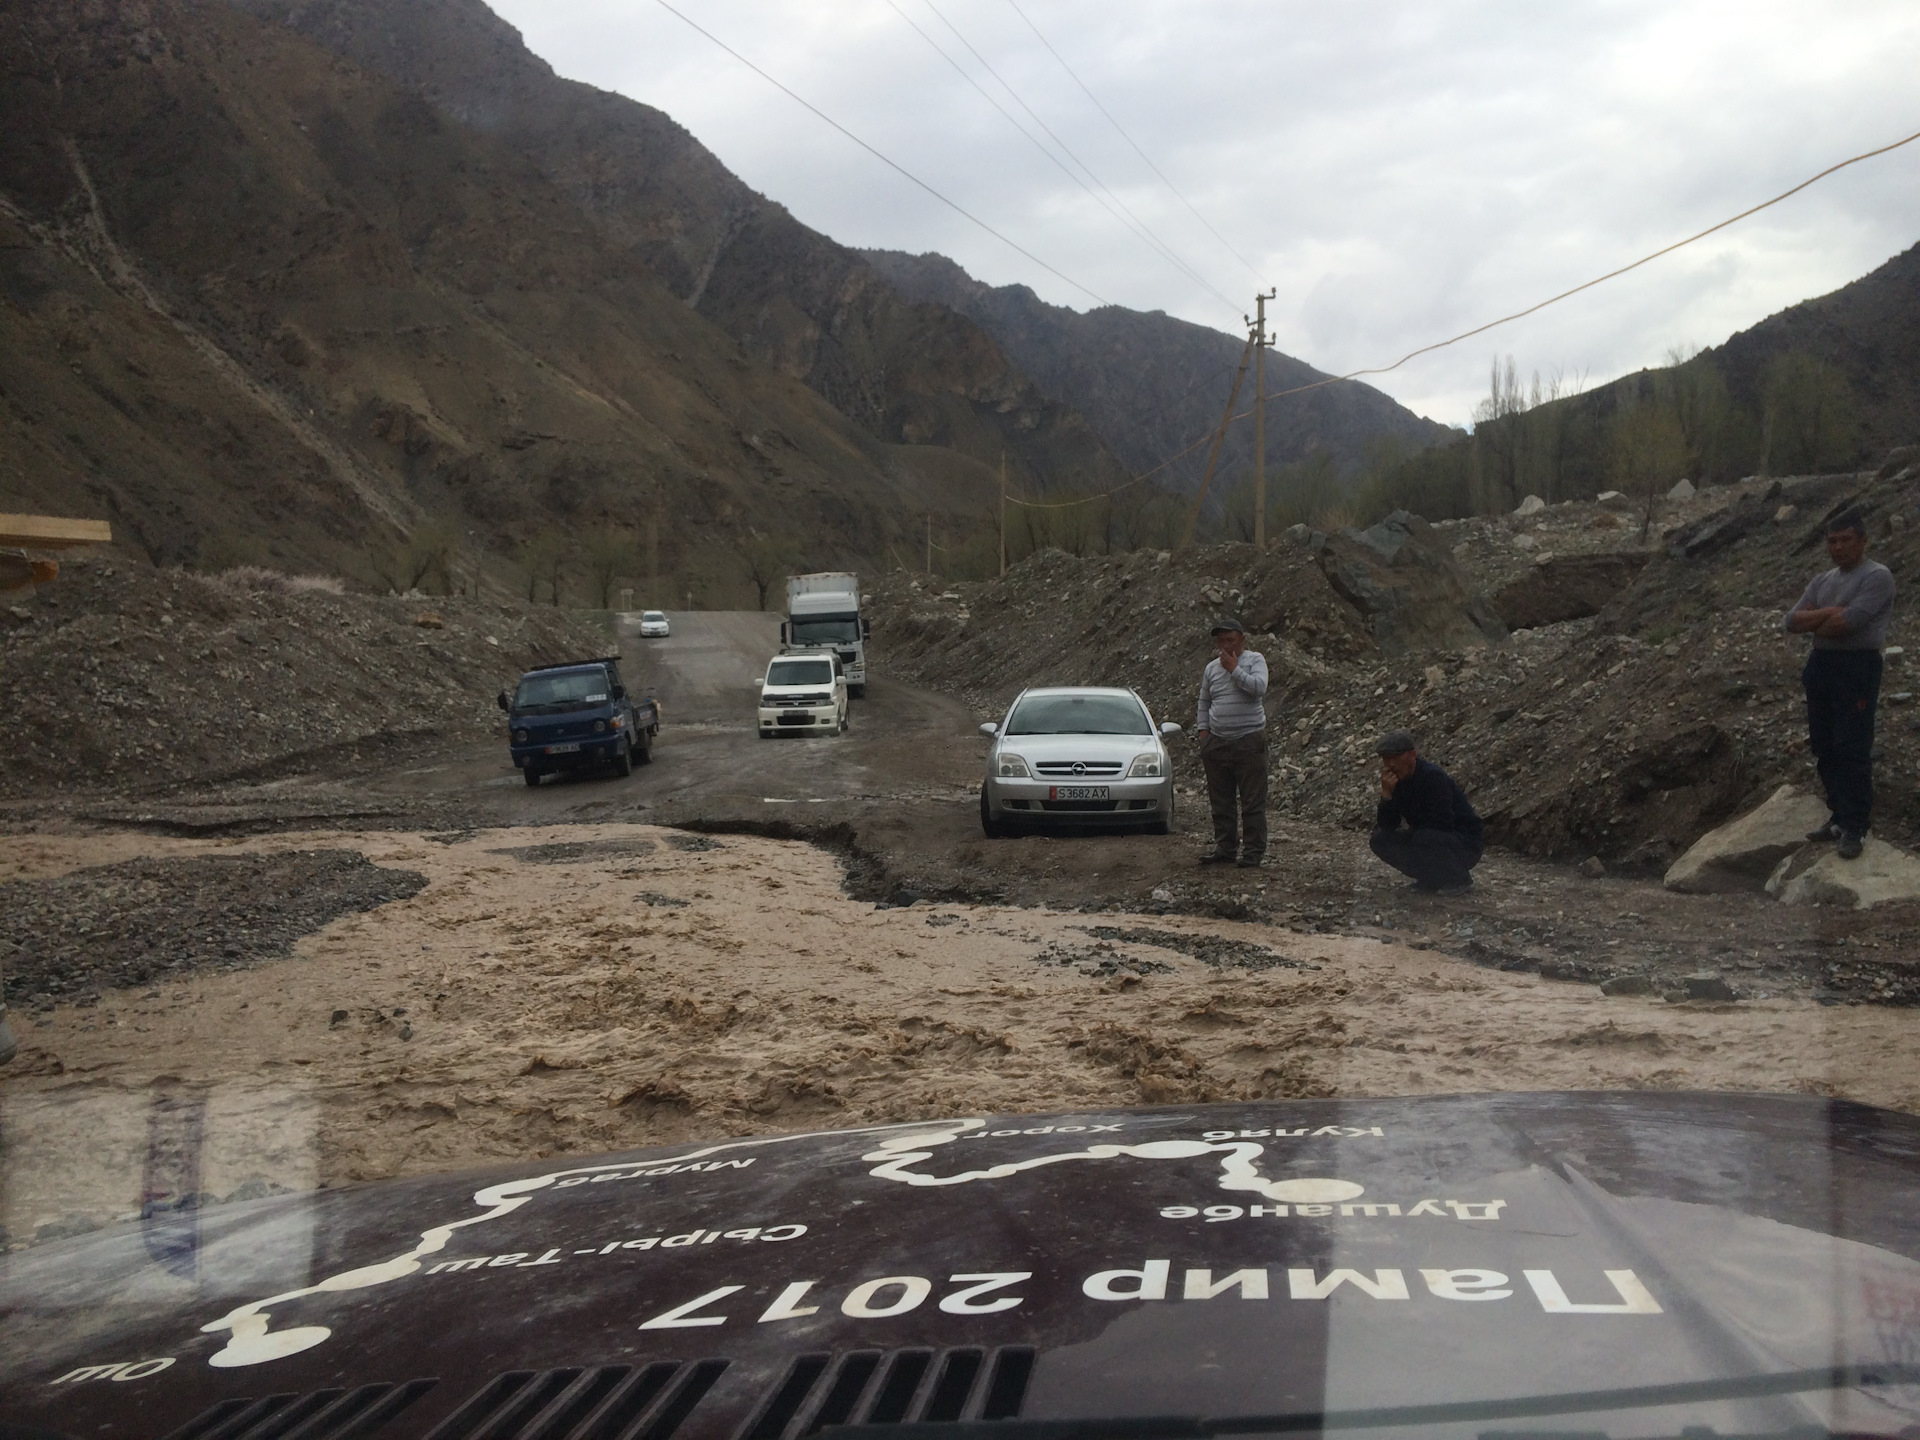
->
[[979, 783, 1009, 839]]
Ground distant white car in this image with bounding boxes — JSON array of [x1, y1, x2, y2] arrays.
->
[[638, 610, 670, 638], [757, 654, 848, 738]]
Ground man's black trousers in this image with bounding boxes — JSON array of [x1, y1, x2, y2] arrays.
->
[[1370, 826, 1480, 889], [1804, 648, 1882, 835]]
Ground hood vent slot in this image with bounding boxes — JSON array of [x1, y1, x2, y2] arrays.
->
[[744, 1346, 1033, 1438], [158, 1381, 438, 1440], [425, 1362, 727, 1440]]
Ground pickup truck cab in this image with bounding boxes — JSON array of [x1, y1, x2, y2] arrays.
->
[[756, 653, 848, 738], [499, 656, 659, 786]]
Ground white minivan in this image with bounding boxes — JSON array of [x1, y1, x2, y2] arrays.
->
[[756, 654, 848, 738]]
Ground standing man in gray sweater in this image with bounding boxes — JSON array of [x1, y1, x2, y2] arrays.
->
[[1784, 510, 1896, 859], [1193, 617, 1269, 867]]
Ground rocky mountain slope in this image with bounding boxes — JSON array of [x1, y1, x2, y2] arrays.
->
[[225, 0, 1128, 498], [0, 0, 1019, 592], [872, 446, 1920, 873], [863, 248, 1456, 488]]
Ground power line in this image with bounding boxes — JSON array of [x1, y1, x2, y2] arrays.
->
[[915, 0, 1243, 315], [653, 0, 1111, 308], [1010, 120, 1920, 509], [884, 0, 1238, 315], [1005, 0, 1264, 284]]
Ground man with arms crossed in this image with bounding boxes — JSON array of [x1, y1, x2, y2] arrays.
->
[[1193, 617, 1269, 868], [1785, 510, 1895, 860]]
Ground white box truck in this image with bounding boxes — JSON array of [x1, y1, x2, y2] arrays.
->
[[782, 572, 868, 697]]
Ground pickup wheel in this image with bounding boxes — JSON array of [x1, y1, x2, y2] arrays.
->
[[612, 738, 633, 777], [839, 705, 850, 734], [523, 765, 542, 788], [633, 733, 653, 765]]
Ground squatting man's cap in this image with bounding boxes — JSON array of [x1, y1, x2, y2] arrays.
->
[[1209, 616, 1247, 636], [1375, 730, 1417, 757]]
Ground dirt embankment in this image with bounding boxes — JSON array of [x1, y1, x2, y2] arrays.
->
[[0, 559, 609, 797], [872, 453, 1920, 872]]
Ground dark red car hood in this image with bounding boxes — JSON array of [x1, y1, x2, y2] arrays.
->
[[5, 1092, 1919, 1439]]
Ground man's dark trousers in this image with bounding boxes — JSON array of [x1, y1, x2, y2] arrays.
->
[[1805, 649, 1882, 835], [1202, 729, 1268, 860], [1370, 827, 1479, 890]]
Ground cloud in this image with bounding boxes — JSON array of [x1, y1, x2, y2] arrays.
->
[[493, 0, 1920, 426]]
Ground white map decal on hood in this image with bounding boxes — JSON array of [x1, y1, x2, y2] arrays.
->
[[201, 1116, 1361, 1366]]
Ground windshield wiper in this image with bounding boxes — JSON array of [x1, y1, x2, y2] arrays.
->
[[818, 1363, 1920, 1439]]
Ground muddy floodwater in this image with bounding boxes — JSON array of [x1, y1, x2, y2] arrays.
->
[[4, 821, 1913, 1249]]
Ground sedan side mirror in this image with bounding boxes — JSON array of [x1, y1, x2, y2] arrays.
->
[[496, 691, 509, 712], [978, 722, 998, 737], [1160, 722, 1183, 737]]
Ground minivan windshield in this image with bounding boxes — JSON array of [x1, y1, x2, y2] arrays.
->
[[512, 668, 609, 712], [768, 659, 834, 686], [1006, 693, 1150, 735]]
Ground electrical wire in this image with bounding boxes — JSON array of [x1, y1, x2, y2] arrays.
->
[[1005, 0, 1263, 284], [915, 0, 1243, 315], [1008, 120, 1920, 509], [653, 0, 1111, 308], [884, 0, 1238, 315]]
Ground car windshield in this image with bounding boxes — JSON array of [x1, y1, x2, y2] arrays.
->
[[642, 611, 665, 622], [769, 659, 833, 686], [512, 668, 608, 711], [789, 616, 859, 644], [1005, 693, 1150, 735]]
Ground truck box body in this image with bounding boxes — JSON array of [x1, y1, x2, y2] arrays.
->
[[782, 572, 867, 695]]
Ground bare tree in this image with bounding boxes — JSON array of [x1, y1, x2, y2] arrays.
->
[[738, 533, 799, 611], [583, 530, 634, 610]]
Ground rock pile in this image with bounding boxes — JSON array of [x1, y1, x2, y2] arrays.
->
[[0, 558, 610, 795], [874, 451, 1920, 872]]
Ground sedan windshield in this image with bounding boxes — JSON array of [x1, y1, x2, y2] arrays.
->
[[642, 611, 665, 622], [1006, 693, 1150, 736], [512, 668, 609, 712], [769, 659, 834, 686]]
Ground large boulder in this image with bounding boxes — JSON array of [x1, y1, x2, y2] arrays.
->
[[1492, 553, 1652, 630], [1766, 838, 1920, 909], [1316, 511, 1508, 656], [1664, 784, 1830, 893]]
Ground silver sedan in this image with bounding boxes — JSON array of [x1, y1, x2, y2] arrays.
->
[[979, 687, 1181, 837]]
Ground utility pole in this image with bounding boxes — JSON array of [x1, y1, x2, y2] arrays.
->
[[998, 452, 1007, 577], [926, 513, 933, 575], [1252, 288, 1276, 549]]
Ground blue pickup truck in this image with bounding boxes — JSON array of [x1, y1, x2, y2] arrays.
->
[[497, 655, 659, 786]]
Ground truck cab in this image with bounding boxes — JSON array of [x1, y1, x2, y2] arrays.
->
[[782, 572, 869, 697], [498, 656, 658, 786]]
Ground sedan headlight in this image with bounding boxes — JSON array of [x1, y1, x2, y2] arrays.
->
[[996, 754, 1030, 778], [513, 729, 529, 744], [1127, 753, 1163, 777]]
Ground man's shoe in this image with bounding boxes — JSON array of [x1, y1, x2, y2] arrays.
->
[[1837, 831, 1864, 860], [1435, 880, 1474, 896], [1198, 850, 1237, 865], [1236, 855, 1264, 869], [1405, 880, 1438, 894], [1806, 822, 1840, 843]]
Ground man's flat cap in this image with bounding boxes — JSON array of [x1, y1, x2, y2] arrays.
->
[[1209, 616, 1247, 636], [1375, 729, 1417, 756]]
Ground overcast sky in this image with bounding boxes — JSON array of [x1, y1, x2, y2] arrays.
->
[[492, 0, 1920, 427]]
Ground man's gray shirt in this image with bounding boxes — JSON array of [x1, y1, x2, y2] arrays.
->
[[1785, 559, 1896, 651], [1196, 650, 1269, 738]]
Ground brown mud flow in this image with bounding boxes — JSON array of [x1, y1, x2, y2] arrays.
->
[[3, 823, 1916, 1250]]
